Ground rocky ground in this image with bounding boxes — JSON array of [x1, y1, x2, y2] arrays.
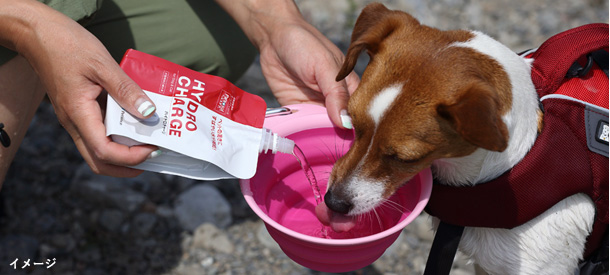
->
[[0, 0, 607, 274]]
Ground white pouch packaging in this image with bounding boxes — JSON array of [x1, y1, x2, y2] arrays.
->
[[105, 50, 293, 180]]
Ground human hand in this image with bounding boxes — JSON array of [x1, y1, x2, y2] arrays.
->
[[5, 1, 157, 176], [214, 0, 360, 129], [258, 20, 360, 129]]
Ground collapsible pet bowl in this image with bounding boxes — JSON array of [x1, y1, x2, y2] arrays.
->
[[240, 104, 432, 272]]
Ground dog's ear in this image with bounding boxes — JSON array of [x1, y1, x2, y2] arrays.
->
[[336, 3, 420, 81], [437, 82, 509, 152]]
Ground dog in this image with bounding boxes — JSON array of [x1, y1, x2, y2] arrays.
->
[[322, 3, 600, 274]]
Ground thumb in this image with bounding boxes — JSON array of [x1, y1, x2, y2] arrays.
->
[[100, 65, 156, 119]]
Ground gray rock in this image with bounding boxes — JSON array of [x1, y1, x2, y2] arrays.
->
[[382, 231, 405, 256], [98, 209, 125, 232], [50, 234, 77, 252], [83, 268, 107, 275], [35, 213, 58, 233], [256, 222, 282, 253], [132, 213, 158, 236], [70, 173, 146, 213], [74, 246, 102, 263], [155, 204, 175, 218], [191, 223, 234, 254], [173, 184, 232, 231], [170, 263, 208, 275], [0, 235, 39, 265], [413, 213, 435, 242]]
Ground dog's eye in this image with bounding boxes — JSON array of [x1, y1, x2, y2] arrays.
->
[[387, 154, 420, 164]]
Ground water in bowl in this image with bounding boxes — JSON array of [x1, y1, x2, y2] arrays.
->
[[282, 144, 400, 239], [292, 144, 329, 238]]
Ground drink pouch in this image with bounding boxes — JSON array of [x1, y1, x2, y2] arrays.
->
[[105, 49, 269, 180]]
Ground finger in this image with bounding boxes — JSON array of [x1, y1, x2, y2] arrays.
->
[[70, 100, 158, 167], [94, 62, 156, 119], [316, 70, 352, 129], [72, 133, 148, 177], [325, 86, 353, 130], [345, 71, 361, 95]]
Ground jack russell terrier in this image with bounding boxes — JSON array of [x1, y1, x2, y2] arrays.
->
[[316, 3, 607, 274]]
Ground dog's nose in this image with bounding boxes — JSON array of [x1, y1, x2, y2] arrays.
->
[[324, 191, 353, 214]]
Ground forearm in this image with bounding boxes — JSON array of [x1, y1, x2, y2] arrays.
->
[[214, 0, 306, 49], [0, 0, 49, 54]]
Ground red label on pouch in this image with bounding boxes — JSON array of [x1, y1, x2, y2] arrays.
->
[[119, 49, 267, 128]]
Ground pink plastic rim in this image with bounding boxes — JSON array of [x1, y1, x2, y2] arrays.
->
[[240, 104, 432, 246], [241, 171, 431, 246]]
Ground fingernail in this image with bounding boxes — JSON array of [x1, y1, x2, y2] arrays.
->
[[147, 149, 162, 159], [340, 109, 353, 129], [137, 100, 156, 117]]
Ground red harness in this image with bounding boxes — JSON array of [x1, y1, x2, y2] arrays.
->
[[425, 24, 608, 261]]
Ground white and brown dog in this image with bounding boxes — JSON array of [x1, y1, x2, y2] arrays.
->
[[319, 3, 603, 274]]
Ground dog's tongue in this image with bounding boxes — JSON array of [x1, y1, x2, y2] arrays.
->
[[315, 202, 356, 232]]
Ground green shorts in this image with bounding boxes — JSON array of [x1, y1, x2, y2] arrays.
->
[[0, 0, 257, 82]]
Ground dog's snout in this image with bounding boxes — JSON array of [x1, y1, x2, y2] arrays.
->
[[324, 191, 353, 214]]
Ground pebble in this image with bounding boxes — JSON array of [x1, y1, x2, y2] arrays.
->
[[70, 171, 146, 213], [156, 205, 175, 218], [98, 209, 125, 232], [191, 223, 235, 254], [173, 184, 232, 231], [0, 235, 39, 264], [50, 234, 77, 252], [413, 213, 436, 242], [132, 212, 158, 236], [0, 1, 607, 274], [256, 223, 282, 253]]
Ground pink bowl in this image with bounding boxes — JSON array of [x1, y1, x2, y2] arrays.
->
[[240, 104, 432, 272]]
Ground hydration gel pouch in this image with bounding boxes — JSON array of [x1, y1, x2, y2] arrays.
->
[[105, 49, 268, 180]]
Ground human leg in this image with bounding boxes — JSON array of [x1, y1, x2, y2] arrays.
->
[[0, 56, 47, 185], [86, 0, 257, 82]]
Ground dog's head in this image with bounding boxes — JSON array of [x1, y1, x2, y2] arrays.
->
[[327, 3, 533, 216]]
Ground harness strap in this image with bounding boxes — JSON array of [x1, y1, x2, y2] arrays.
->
[[423, 221, 464, 275], [579, 226, 609, 275], [591, 50, 609, 77]]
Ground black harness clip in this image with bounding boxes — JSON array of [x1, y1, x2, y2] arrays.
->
[[0, 123, 11, 148]]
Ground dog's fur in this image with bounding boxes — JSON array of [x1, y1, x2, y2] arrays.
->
[[329, 3, 595, 274]]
